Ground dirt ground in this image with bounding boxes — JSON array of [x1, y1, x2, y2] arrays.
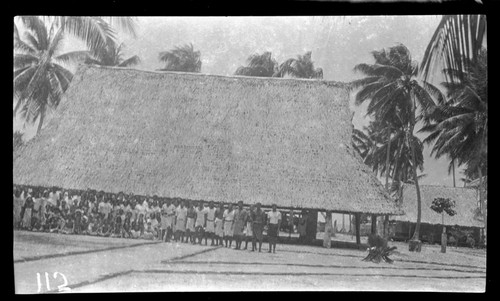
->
[[13, 231, 486, 293]]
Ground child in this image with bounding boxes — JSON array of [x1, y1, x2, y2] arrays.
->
[[111, 210, 124, 238], [122, 212, 132, 238], [88, 214, 100, 236], [142, 220, 156, 240]]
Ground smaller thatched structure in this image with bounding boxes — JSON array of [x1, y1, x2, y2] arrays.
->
[[390, 184, 484, 245]]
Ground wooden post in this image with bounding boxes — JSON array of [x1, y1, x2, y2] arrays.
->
[[305, 209, 318, 245], [349, 213, 352, 235], [441, 226, 447, 253], [355, 213, 361, 245], [371, 214, 377, 235]]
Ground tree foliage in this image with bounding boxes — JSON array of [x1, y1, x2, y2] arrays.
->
[[158, 43, 202, 73]]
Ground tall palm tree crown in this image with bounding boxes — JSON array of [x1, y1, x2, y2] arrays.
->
[[14, 17, 90, 134], [158, 43, 202, 73], [420, 48, 487, 181], [276, 51, 323, 79], [351, 43, 439, 248], [234, 51, 280, 77]]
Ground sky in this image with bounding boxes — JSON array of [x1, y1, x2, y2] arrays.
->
[[14, 16, 466, 188]]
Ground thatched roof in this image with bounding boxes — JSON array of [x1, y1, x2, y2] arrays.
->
[[391, 184, 483, 228], [13, 65, 401, 215]]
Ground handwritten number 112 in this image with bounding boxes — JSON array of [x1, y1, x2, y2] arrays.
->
[[36, 272, 70, 293]]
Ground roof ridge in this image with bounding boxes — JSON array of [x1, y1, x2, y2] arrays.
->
[[77, 63, 348, 86], [402, 183, 476, 190]]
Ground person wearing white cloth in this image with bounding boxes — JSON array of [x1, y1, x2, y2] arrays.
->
[[214, 202, 225, 246], [195, 201, 208, 244], [204, 201, 217, 245], [186, 201, 197, 243], [267, 204, 282, 253], [165, 199, 176, 242], [175, 200, 188, 242], [223, 203, 235, 248], [243, 204, 255, 250]]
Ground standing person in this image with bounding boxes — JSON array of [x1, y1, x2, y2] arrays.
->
[[175, 200, 188, 242], [214, 202, 225, 246], [171, 199, 179, 241], [195, 201, 208, 244], [186, 201, 196, 243], [243, 204, 255, 250], [13, 188, 25, 229], [298, 210, 308, 244], [160, 199, 169, 242], [232, 201, 248, 250], [21, 193, 34, 230], [165, 199, 176, 242], [267, 204, 282, 253], [323, 211, 333, 249], [122, 211, 133, 238], [205, 201, 217, 246], [252, 202, 266, 252], [223, 203, 235, 248]]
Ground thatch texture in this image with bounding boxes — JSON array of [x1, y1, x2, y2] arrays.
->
[[392, 184, 483, 228], [13, 65, 400, 214]]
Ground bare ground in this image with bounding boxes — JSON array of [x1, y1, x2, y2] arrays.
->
[[13, 231, 485, 293]]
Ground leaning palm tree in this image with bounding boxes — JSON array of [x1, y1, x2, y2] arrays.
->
[[14, 18, 90, 135], [234, 51, 281, 77], [420, 15, 486, 83], [158, 43, 202, 73], [84, 38, 140, 67], [351, 44, 439, 251], [276, 51, 323, 79]]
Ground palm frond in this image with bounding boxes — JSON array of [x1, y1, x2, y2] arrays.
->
[[58, 16, 117, 56], [14, 54, 39, 70], [117, 55, 141, 67], [420, 15, 487, 82], [54, 51, 92, 65]]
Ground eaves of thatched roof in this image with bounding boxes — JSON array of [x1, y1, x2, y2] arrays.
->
[[13, 65, 401, 215], [391, 184, 483, 228]]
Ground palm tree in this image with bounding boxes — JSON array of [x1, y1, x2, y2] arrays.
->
[[276, 51, 323, 79], [158, 43, 202, 73], [234, 51, 280, 77], [14, 18, 90, 134], [351, 44, 439, 251], [420, 15, 486, 83], [17, 16, 137, 61], [84, 38, 140, 67], [420, 48, 487, 242]]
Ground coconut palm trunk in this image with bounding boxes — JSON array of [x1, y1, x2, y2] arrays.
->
[[382, 128, 392, 237], [452, 159, 456, 187], [409, 100, 423, 252], [478, 166, 486, 245], [36, 110, 45, 134]]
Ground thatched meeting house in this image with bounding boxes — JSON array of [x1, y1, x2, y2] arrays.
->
[[390, 184, 484, 246], [13, 65, 402, 245]]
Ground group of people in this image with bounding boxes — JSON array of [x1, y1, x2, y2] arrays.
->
[[13, 185, 283, 253]]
